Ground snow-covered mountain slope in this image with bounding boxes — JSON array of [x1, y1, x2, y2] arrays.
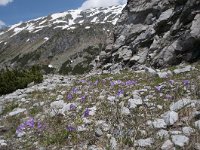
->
[[0, 5, 124, 39], [0, 5, 125, 74]]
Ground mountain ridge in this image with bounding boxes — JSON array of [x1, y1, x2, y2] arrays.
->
[[0, 5, 125, 74]]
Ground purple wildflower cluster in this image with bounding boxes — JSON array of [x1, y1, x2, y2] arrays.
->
[[110, 81, 115, 87], [72, 87, 78, 94], [183, 80, 190, 86], [117, 89, 124, 97], [67, 93, 73, 100], [155, 85, 163, 92], [70, 104, 77, 111], [67, 87, 79, 100], [66, 125, 76, 132], [83, 108, 90, 117], [169, 79, 175, 85], [16, 118, 44, 135], [125, 80, 137, 86], [110, 79, 137, 87], [81, 95, 86, 102], [94, 80, 99, 86]]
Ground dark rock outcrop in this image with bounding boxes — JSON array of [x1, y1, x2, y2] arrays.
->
[[100, 0, 200, 69]]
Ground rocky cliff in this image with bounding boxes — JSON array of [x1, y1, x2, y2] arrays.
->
[[99, 0, 200, 69], [0, 5, 124, 74]]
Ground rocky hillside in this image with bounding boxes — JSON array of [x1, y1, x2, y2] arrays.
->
[[0, 5, 124, 74], [0, 63, 200, 149], [99, 0, 200, 70]]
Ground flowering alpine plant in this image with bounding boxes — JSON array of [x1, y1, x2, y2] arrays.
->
[[72, 87, 78, 94], [16, 123, 26, 134], [94, 80, 99, 86], [81, 95, 86, 102], [155, 85, 163, 92], [66, 125, 76, 132], [183, 80, 190, 86], [83, 108, 90, 117], [25, 117, 35, 128], [80, 80, 86, 83], [102, 79, 106, 84], [70, 104, 77, 110], [67, 93, 73, 100], [110, 81, 115, 87], [169, 79, 175, 85], [37, 121, 44, 130], [165, 94, 173, 100], [16, 118, 44, 134], [117, 89, 124, 97], [125, 80, 137, 86]]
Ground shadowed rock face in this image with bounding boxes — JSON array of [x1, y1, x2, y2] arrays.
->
[[0, 5, 124, 74], [99, 0, 200, 69]]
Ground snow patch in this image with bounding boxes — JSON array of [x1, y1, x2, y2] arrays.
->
[[44, 37, 49, 41], [85, 26, 91, 29]]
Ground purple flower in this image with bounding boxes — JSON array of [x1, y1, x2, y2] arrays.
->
[[83, 108, 90, 117], [72, 87, 78, 94], [169, 80, 175, 85], [37, 121, 42, 129], [117, 89, 124, 97], [25, 118, 35, 128], [16, 123, 26, 133], [81, 95, 86, 102], [70, 104, 77, 110], [80, 80, 86, 83], [165, 94, 172, 100], [94, 80, 99, 86], [117, 80, 122, 85], [66, 125, 76, 132], [110, 81, 115, 87], [37, 121, 45, 131], [67, 93, 73, 100], [126, 80, 137, 86], [183, 80, 190, 86], [155, 85, 163, 92], [102, 79, 106, 84]]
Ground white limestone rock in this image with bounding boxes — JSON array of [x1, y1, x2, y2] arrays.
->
[[157, 9, 173, 23], [161, 140, 174, 150], [171, 135, 189, 147], [8, 108, 26, 116], [157, 130, 169, 139], [0, 139, 7, 146], [152, 119, 167, 129], [182, 127, 195, 136], [157, 70, 172, 78], [162, 111, 178, 126], [195, 120, 200, 130], [190, 14, 200, 38], [128, 98, 142, 109], [121, 107, 130, 115], [110, 137, 117, 150], [135, 138, 154, 147], [170, 99, 190, 111], [0, 105, 3, 114], [107, 96, 116, 104], [50, 100, 65, 109], [56, 95, 64, 100], [173, 65, 192, 74]]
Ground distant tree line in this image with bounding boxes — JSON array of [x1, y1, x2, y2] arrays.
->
[[0, 66, 43, 95]]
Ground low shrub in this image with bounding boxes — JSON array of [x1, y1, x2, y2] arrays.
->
[[0, 66, 43, 95]]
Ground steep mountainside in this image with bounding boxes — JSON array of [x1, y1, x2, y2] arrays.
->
[[0, 5, 124, 74], [99, 0, 200, 70]]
